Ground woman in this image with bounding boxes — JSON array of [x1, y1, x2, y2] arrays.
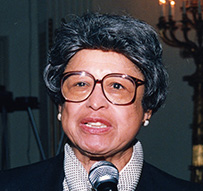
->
[[0, 13, 202, 191]]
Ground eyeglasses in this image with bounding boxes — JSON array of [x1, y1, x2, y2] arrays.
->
[[61, 71, 145, 105]]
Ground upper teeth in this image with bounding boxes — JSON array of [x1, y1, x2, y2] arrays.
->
[[85, 122, 107, 128]]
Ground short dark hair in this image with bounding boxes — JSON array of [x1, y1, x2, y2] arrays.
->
[[44, 12, 168, 114]]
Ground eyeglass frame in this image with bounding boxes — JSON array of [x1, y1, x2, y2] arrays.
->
[[60, 71, 145, 106]]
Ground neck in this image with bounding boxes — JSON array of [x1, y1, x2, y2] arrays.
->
[[72, 146, 133, 173]]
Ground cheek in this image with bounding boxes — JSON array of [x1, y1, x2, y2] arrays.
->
[[116, 104, 144, 131], [130, 102, 145, 126], [62, 102, 82, 117], [61, 103, 80, 130]]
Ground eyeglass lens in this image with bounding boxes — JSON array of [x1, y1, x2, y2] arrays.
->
[[61, 72, 138, 105]]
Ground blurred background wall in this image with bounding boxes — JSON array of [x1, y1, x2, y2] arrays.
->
[[0, 0, 196, 181]]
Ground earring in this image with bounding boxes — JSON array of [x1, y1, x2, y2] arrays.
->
[[57, 113, 62, 121], [143, 119, 150, 127]]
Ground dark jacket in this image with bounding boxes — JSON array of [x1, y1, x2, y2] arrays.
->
[[0, 153, 202, 191]]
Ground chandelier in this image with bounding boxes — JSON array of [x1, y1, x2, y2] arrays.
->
[[157, 0, 203, 183]]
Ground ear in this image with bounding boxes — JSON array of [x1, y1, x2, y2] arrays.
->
[[143, 109, 152, 122], [58, 105, 62, 113]]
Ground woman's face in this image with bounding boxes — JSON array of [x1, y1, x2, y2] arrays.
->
[[60, 49, 151, 160]]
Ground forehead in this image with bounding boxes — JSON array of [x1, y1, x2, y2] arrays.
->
[[64, 49, 144, 79]]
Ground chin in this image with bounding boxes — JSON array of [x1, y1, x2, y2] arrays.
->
[[78, 145, 114, 158]]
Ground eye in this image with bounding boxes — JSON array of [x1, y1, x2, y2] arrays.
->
[[111, 83, 125, 90], [76, 82, 87, 87]]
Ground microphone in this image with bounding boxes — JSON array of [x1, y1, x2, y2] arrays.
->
[[88, 161, 119, 191]]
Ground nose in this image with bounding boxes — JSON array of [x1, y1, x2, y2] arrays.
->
[[86, 84, 109, 110]]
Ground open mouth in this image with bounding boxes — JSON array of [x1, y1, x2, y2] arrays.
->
[[80, 118, 112, 134], [84, 122, 108, 128]]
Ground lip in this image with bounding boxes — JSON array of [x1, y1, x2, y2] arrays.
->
[[79, 117, 112, 134]]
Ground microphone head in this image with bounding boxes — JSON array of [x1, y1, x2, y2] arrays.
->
[[88, 161, 119, 191]]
